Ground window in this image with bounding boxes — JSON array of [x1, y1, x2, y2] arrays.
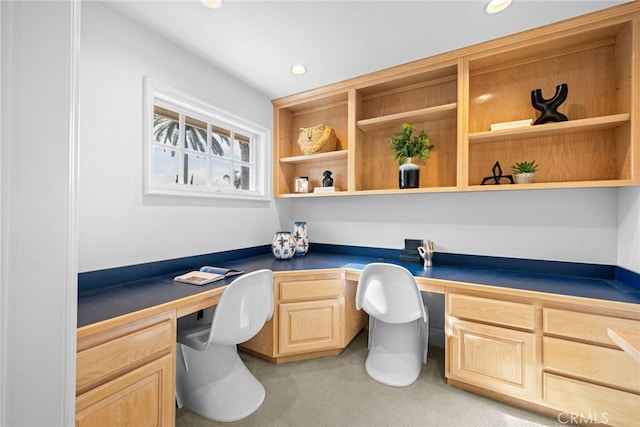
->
[[143, 77, 270, 200]]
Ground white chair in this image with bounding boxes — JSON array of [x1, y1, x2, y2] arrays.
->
[[175, 269, 274, 422], [356, 262, 429, 387]]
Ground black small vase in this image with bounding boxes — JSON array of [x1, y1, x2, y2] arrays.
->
[[399, 157, 419, 189]]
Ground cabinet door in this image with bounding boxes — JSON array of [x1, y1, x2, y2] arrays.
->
[[76, 354, 174, 427], [279, 299, 340, 355], [449, 319, 536, 400]]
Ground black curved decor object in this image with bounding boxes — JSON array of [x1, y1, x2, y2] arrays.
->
[[531, 83, 568, 125]]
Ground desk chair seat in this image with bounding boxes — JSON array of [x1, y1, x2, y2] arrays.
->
[[176, 269, 273, 422], [356, 263, 429, 387]]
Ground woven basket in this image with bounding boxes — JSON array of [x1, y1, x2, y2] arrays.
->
[[298, 124, 337, 155]]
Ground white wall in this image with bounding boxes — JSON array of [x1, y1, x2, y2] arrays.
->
[[1, 1, 78, 425], [618, 187, 640, 273], [80, 2, 637, 275], [285, 187, 620, 266], [78, 2, 279, 272]]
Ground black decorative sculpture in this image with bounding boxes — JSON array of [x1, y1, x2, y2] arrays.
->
[[322, 170, 334, 187], [481, 161, 514, 185], [531, 83, 568, 125]]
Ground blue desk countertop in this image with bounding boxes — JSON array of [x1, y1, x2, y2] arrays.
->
[[77, 251, 640, 328]]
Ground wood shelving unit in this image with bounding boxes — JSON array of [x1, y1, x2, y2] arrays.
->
[[272, 3, 639, 197]]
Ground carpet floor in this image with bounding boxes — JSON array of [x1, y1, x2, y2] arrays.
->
[[176, 330, 561, 427]]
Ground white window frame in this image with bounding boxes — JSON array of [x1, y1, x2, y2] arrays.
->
[[143, 77, 271, 201]]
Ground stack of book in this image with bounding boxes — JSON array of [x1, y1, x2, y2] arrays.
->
[[400, 239, 422, 264]]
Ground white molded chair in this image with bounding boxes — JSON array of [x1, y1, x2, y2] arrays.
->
[[356, 262, 429, 387], [175, 269, 274, 422]]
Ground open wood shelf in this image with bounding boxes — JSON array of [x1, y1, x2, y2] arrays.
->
[[469, 114, 631, 144], [466, 179, 633, 192], [272, 3, 638, 198], [357, 103, 457, 132], [279, 150, 348, 165]]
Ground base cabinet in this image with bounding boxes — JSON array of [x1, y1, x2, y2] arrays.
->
[[240, 271, 367, 363], [76, 312, 176, 427], [76, 354, 174, 427], [542, 307, 640, 426], [449, 319, 536, 400], [447, 292, 537, 400], [446, 290, 640, 427]]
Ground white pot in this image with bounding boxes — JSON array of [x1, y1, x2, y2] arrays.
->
[[514, 173, 535, 184]]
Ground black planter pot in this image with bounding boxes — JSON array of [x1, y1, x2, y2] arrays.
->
[[399, 158, 419, 189]]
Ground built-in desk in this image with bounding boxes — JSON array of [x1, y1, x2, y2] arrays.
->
[[78, 252, 640, 329], [76, 252, 640, 427]]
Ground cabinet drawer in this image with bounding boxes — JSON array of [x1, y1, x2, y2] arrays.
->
[[543, 308, 639, 346], [448, 293, 536, 330], [77, 318, 173, 392], [279, 278, 340, 302], [543, 336, 640, 393], [544, 373, 640, 427]]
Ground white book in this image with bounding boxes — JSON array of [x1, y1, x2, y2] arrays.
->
[[490, 119, 533, 131], [314, 186, 340, 193]]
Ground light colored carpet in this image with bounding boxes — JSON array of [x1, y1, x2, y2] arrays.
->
[[176, 331, 561, 426]]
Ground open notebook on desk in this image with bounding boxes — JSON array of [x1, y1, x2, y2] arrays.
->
[[174, 266, 244, 286]]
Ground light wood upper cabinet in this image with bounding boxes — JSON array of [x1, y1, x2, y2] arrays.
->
[[353, 64, 460, 192], [274, 91, 350, 196], [466, 17, 636, 189], [273, 3, 639, 197]]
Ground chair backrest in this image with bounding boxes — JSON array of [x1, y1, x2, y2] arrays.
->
[[207, 269, 274, 346], [356, 263, 426, 324]]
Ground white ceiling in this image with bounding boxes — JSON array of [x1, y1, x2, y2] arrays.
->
[[101, 0, 631, 100]]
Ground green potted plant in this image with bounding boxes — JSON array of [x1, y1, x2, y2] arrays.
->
[[387, 123, 434, 189], [511, 160, 539, 184]]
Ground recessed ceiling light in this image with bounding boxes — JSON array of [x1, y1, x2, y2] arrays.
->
[[291, 65, 307, 75], [485, 0, 512, 14], [200, 0, 223, 9]]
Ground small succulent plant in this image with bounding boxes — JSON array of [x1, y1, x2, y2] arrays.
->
[[511, 160, 539, 174]]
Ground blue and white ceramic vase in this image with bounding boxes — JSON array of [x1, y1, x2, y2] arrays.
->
[[293, 221, 308, 256], [272, 231, 296, 260]]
